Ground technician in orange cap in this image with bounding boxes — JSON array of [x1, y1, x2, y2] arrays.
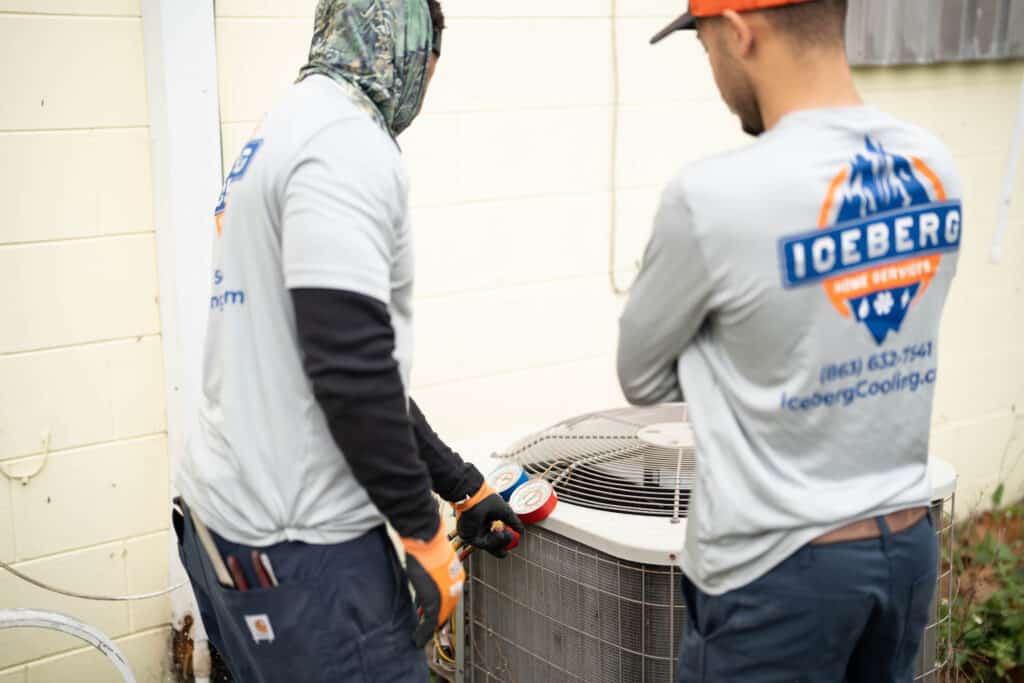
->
[[620, 1, 962, 681]]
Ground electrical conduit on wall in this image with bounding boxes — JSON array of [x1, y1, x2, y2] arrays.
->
[[0, 610, 137, 683]]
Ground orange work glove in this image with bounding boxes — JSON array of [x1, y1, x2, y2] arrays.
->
[[400, 515, 465, 648], [454, 482, 526, 557]]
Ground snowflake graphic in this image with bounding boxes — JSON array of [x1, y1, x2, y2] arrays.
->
[[873, 291, 895, 316], [846, 283, 922, 345]]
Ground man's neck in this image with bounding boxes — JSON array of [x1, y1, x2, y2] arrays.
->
[[754, 49, 863, 132]]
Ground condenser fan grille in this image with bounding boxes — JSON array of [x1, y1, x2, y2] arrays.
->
[[495, 404, 696, 519]]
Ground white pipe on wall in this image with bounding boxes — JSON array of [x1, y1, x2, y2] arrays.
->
[[0, 610, 136, 683], [140, 0, 223, 658]]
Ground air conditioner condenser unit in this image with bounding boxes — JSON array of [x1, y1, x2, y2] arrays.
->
[[435, 403, 957, 683]]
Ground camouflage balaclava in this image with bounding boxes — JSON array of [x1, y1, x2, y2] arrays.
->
[[297, 0, 434, 138]]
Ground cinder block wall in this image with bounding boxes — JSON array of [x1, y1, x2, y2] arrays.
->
[[0, 1, 171, 680], [216, 1, 1024, 512], [854, 65, 1024, 512], [1, 0, 1022, 679]]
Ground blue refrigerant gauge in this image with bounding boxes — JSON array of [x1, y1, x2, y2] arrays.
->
[[488, 462, 529, 501]]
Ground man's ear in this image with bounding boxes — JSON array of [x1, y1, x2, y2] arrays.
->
[[721, 10, 754, 58]]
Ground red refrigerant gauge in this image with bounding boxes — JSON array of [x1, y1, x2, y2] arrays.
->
[[509, 479, 558, 525]]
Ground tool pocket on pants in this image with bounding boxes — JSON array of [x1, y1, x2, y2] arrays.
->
[[212, 578, 363, 683]]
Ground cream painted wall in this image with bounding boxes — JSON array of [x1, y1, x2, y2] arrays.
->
[[853, 65, 1024, 512], [215, 1, 1024, 516], [0, 1, 171, 681]]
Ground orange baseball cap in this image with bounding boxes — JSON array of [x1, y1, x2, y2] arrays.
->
[[650, 0, 817, 43]]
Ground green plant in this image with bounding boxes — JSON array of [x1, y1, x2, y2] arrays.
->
[[941, 485, 1024, 682]]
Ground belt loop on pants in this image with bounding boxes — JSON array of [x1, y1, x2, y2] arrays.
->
[[875, 514, 893, 552], [799, 544, 814, 569]]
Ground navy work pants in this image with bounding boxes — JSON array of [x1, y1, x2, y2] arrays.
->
[[678, 514, 938, 683], [174, 500, 428, 683]]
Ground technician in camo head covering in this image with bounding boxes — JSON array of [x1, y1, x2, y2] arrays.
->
[[173, 2, 523, 680]]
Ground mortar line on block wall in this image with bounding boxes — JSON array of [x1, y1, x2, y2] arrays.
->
[[410, 189, 613, 210], [0, 231, 155, 250], [408, 174, 693, 209], [413, 268, 638, 301], [218, 98, 606, 123], [414, 270, 637, 302], [613, 181, 683, 193], [410, 352, 614, 391], [410, 188, 611, 210], [0, 334, 162, 359], [0, 11, 140, 20], [23, 624, 172, 671], [0, 484, 14, 564], [1, 432, 167, 468], [122, 540, 136, 631], [0, 125, 149, 136], [854, 78, 1022, 93], [122, 529, 169, 546], [221, 103, 612, 125], [222, 97, 703, 126], [997, 411, 1024, 481], [7, 538, 127, 570], [11, 532, 175, 571], [0, 622, 130, 674], [932, 409, 1020, 433], [0, 230, 155, 249], [216, 14, 619, 22], [4, 533, 178, 602], [7, 536, 173, 584], [226, 91, 705, 121]]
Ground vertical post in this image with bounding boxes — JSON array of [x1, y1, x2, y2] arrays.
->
[[455, 567, 467, 683], [991, 76, 1024, 264], [140, 0, 223, 663], [671, 447, 684, 524]]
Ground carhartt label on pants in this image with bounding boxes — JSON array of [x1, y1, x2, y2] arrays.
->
[[245, 614, 275, 644]]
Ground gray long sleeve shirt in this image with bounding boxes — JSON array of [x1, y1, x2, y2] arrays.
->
[[618, 106, 962, 595]]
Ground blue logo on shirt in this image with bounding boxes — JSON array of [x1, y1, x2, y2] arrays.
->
[[215, 138, 264, 236], [776, 138, 961, 345], [778, 201, 962, 287]]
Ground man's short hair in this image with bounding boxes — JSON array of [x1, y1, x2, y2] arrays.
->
[[427, 0, 445, 56], [762, 0, 848, 48]]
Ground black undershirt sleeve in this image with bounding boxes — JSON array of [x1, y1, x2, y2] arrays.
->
[[408, 398, 483, 503], [290, 287, 438, 540]]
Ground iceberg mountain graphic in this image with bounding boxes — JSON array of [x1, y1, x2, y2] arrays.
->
[[836, 138, 930, 222], [834, 138, 931, 345]]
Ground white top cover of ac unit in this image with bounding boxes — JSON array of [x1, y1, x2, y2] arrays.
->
[[454, 427, 957, 568]]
